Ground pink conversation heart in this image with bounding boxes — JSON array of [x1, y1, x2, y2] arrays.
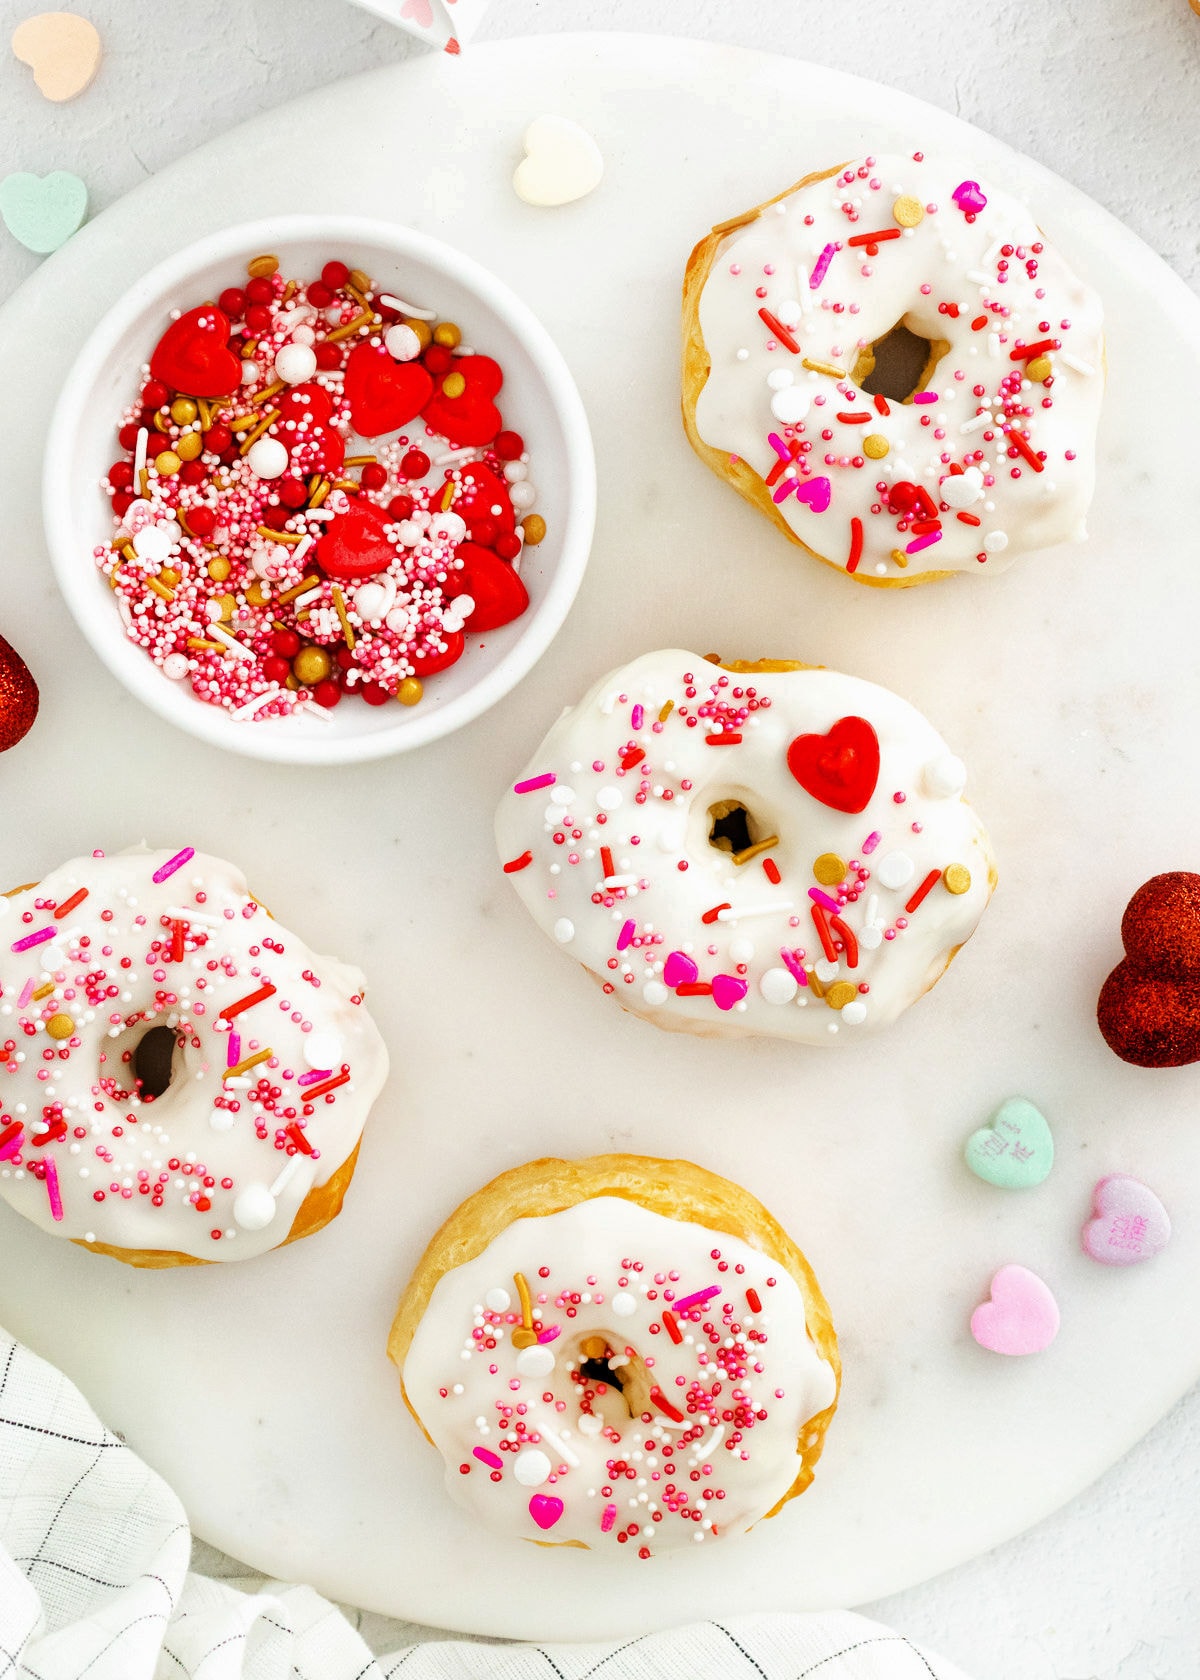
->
[[401, 0, 434, 25], [794, 475, 831, 513], [711, 973, 748, 1011], [663, 951, 698, 989], [1083, 1175, 1170, 1266], [970, 1264, 1059, 1355], [528, 1493, 563, 1531]]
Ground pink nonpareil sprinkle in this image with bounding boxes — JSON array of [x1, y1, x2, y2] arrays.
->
[[630, 704, 644, 731], [912, 390, 938, 405], [226, 1031, 241, 1069], [772, 474, 797, 505], [673, 1285, 721, 1314], [616, 919, 636, 952], [536, 1325, 560, 1345], [513, 773, 556, 795], [43, 1155, 63, 1222], [767, 432, 793, 462], [779, 947, 809, 986], [906, 531, 943, 554], [862, 831, 881, 855], [600, 1502, 618, 1533], [152, 847, 194, 884], [808, 887, 842, 914], [297, 1067, 332, 1087], [810, 243, 838, 288], [473, 1447, 504, 1469], [11, 928, 53, 953]]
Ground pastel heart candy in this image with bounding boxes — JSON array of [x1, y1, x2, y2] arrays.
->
[[149, 305, 241, 399], [344, 343, 433, 437], [445, 541, 528, 632], [970, 1264, 1059, 1356], [711, 973, 749, 1011], [513, 115, 604, 208], [786, 716, 880, 815], [662, 951, 698, 989], [0, 169, 87, 254], [12, 11, 102, 101], [793, 475, 832, 513], [528, 1493, 563, 1531], [422, 355, 503, 448], [315, 501, 396, 582], [1097, 873, 1200, 1067], [1082, 1175, 1171, 1266], [964, 1096, 1054, 1189], [0, 633, 39, 752]]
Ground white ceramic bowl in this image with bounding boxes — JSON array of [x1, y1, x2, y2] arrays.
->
[[44, 215, 595, 764]]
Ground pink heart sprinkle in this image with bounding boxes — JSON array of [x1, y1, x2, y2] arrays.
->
[[1082, 1175, 1170, 1266], [663, 951, 698, 989], [970, 1264, 1059, 1356], [793, 476, 831, 513], [400, 0, 434, 25], [711, 973, 749, 1011], [528, 1493, 564, 1531]]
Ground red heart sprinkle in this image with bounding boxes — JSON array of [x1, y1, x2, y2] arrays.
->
[[453, 463, 516, 541], [422, 355, 503, 448], [314, 501, 396, 582], [786, 716, 880, 814], [149, 306, 241, 399], [410, 630, 465, 675], [344, 343, 434, 438], [528, 1493, 564, 1531], [444, 541, 529, 632]]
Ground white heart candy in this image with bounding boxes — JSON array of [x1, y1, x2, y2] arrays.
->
[[513, 115, 603, 208]]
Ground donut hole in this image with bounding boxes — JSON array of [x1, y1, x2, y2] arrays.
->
[[853, 320, 949, 404], [573, 1336, 652, 1421], [708, 799, 779, 866], [131, 1023, 178, 1101]]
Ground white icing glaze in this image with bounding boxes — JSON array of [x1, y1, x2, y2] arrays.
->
[[693, 152, 1104, 579], [496, 651, 995, 1043], [402, 1196, 837, 1554], [0, 847, 388, 1260]]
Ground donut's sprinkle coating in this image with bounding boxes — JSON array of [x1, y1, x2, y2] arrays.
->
[[96, 256, 543, 720], [0, 847, 388, 1260]]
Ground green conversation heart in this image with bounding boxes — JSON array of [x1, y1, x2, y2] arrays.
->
[[964, 1096, 1054, 1189], [0, 171, 88, 254]]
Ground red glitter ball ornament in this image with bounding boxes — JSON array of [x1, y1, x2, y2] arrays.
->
[[0, 633, 38, 752], [1097, 873, 1200, 1068]]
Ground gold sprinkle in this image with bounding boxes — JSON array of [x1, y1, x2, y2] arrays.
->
[[282, 279, 297, 303], [146, 577, 175, 602], [581, 1335, 608, 1360], [45, 1013, 75, 1040], [826, 982, 858, 1011], [224, 1047, 273, 1080], [31, 982, 55, 1002], [347, 267, 372, 295], [658, 700, 674, 723], [812, 853, 848, 886], [326, 310, 374, 343], [276, 574, 320, 604], [514, 1271, 534, 1325], [155, 450, 182, 477], [332, 586, 355, 650], [807, 970, 827, 1000], [119, 541, 137, 562], [942, 863, 972, 895], [247, 253, 279, 279], [439, 480, 456, 511], [186, 637, 226, 651], [433, 321, 462, 349], [159, 567, 181, 587], [207, 556, 232, 582], [197, 399, 213, 429], [138, 467, 149, 496], [245, 581, 269, 609], [892, 194, 925, 228], [331, 479, 359, 492], [511, 1327, 538, 1349], [407, 318, 433, 350], [1026, 355, 1053, 384], [522, 515, 547, 545], [802, 357, 848, 379], [108, 562, 123, 590], [241, 340, 257, 358], [229, 413, 262, 433], [343, 454, 378, 468], [441, 371, 466, 400], [170, 397, 198, 425], [863, 433, 890, 459], [257, 526, 304, 544], [252, 380, 286, 407], [732, 835, 780, 866], [890, 547, 911, 569], [175, 432, 203, 462], [238, 410, 280, 453], [307, 478, 330, 508], [397, 677, 423, 706]]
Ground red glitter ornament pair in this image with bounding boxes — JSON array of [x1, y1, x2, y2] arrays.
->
[[0, 633, 38, 752]]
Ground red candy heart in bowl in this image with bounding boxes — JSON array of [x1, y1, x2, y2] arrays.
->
[[453, 463, 517, 542], [445, 541, 529, 631], [0, 632, 38, 752], [275, 383, 345, 475], [786, 716, 880, 814], [345, 343, 433, 437], [422, 354, 503, 447], [1096, 872, 1200, 1067], [149, 305, 241, 398], [315, 500, 396, 582]]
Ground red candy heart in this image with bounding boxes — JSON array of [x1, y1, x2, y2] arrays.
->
[[444, 541, 529, 631], [422, 355, 503, 448], [275, 383, 344, 475], [1097, 873, 1200, 1067], [344, 344, 433, 438], [786, 716, 880, 814], [410, 629, 465, 675], [314, 501, 396, 582], [0, 632, 38, 752], [452, 463, 516, 542], [149, 305, 241, 399]]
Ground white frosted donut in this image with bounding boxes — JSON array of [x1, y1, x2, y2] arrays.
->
[[389, 1155, 839, 1556], [495, 650, 996, 1043], [683, 150, 1104, 584], [0, 846, 388, 1264]]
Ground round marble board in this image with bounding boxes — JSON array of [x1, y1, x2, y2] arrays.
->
[[0, 32, 1197, 1643]]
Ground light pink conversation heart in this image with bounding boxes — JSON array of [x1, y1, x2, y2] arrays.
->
[[970, 1264, 1059, 1355], [1083, 1175, 1171, 1266], [400, 0, 434, 26], [794, 475, 831, 513]]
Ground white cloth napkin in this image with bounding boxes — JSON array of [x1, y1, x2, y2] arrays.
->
[[0, 1327, 972, 1679]]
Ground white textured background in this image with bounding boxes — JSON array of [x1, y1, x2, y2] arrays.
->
[[2, 2, 1199, 1676]]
